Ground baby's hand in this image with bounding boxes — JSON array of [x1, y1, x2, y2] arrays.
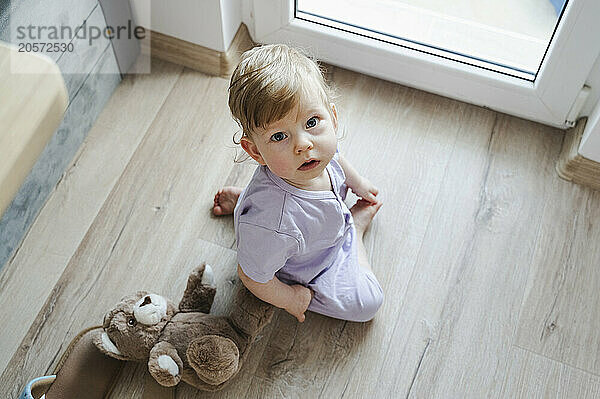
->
[[284, 285, 313, 323], [351, 177, 380, 204]]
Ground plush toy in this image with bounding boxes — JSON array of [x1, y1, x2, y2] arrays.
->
[[91, 263, 274, 391]]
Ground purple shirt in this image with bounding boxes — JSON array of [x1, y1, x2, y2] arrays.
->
[[234, 151, 353, 286]]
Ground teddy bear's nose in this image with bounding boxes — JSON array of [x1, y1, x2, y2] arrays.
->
[[141, 296, 152, 306]]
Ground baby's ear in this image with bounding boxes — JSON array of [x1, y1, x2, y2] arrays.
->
[[240, 136, 266, 165]]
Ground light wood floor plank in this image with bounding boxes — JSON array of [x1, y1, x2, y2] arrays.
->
[[247, 312, 355, 398], [405, 117, 564, 398], [369, 105, 497, 397], [0, 58, 183, 376], [201, 160, 259, 251], [500, 345, 600, 398], [516, 177, 600, 374]]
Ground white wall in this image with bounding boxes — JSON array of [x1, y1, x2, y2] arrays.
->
[[129, 0, 242, 52], [220, 0, 243, 50]]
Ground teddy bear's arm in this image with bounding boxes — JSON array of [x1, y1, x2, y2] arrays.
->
[[148, 341, 184, 387], [179, 263, 217, 313]]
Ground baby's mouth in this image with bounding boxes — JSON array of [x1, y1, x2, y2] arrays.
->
[[298, 159, 320, 171]]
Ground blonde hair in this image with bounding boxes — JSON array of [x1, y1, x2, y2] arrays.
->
[[228, 44, 336, 143]]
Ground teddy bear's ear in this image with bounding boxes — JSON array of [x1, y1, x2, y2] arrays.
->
[[91, 330, 131, 361]]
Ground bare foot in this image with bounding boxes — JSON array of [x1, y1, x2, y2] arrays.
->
[[350, 198, 383, 237], [213, 186, 244, 216]]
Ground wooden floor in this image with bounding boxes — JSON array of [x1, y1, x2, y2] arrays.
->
[[2, 56, 600, 398]]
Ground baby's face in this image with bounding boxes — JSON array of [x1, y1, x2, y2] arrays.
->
[[241, 97, 338, 190]]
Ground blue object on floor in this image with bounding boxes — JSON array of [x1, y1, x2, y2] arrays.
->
[[18, 375, 56, 399], [549, 0, 567, 15]]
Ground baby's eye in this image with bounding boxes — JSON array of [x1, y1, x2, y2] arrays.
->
[[270, 132, 287, 142], [306, 116, 319, 129]]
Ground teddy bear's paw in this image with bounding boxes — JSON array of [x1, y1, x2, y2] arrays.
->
[[149, 354, 181, 387], [187, 335, 239, 386], [158, 355, 179, 376], [149, 342, 184, 387]]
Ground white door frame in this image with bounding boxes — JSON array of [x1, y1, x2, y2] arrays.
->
[[243, 0, 600, 129]]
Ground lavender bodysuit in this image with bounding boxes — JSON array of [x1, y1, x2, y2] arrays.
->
[[234, 151, 384, 322]]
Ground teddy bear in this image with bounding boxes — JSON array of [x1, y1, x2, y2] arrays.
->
[[91, 263, 274, 391]]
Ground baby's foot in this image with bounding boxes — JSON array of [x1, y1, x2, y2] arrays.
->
[[213, 186, 243, 216], [350, 199, 383, 238]]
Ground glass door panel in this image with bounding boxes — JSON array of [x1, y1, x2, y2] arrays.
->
[[296, 0, 568, 80]]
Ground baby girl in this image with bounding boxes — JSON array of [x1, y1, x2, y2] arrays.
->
[[213, 44, 384, 323]]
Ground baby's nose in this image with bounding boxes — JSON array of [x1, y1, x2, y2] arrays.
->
[[295, 137, 313, 153]]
